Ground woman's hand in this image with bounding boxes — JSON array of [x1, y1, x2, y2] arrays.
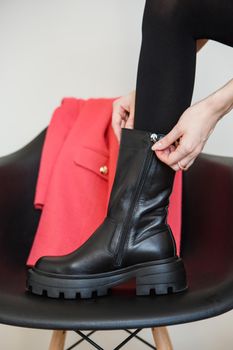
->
[[112, 90, 135, 142], [151, 79, 233, 171], [152, 100, 218, 171]]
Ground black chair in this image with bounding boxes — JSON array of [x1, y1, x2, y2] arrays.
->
[[0, 129, 232, 350]]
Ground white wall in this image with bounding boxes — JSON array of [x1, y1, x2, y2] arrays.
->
[[0, 1, 232, 349], [0, 0, 144, 156]]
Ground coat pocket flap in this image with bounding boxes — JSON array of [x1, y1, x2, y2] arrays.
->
[[73, 146, 109, 181]]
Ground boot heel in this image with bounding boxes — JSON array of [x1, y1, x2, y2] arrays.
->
[[136, 259, 188, 296]]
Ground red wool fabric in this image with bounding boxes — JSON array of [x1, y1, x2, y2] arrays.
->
[[26, 97, 183, 266]]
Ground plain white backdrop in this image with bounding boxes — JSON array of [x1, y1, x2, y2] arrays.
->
[[0, 1, 232, 349]]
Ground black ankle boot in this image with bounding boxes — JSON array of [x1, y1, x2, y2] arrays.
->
[[27, 128, 188, 299]]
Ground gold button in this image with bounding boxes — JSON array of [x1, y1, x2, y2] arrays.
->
[[99, 165, 108, 175]]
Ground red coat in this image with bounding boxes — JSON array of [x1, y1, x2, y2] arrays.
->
[[26, 97, 182, 266]]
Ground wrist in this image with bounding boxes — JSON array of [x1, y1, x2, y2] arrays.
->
[[207, 80, 233, 121]]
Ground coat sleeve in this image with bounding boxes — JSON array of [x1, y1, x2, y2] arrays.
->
[[34, 98, 86, 208]]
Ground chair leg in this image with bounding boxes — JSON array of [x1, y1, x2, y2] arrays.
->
[[151, 327, 173, 350], [48, 330, 67, 350]]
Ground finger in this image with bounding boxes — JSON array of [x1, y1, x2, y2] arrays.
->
[[171, 157, 195, 172], [125, 115, 134, 129], [154, 144, 176, 159], [153, 145, 177, 170], [121, 109, 129, 121], [112, 102, 127, 136], [175, 158, 195, 172], [156, 152, 180, 172], [151, 126, 182, 151], [129, 98, 135, 120], [111, 114, 122, 142], [154, 142, 195, 171], [153, 144, 189, 172], [167, 138, 199, 165], [112, 102, 126, 120], [177, 153, 194, 169], [172, 164, 181, 172], [155, 143, 187, 166], [176, 154, 197, 171], [127, 107, 135, 129], [121, 119, 126, 129], [182, 158, 195, 170]]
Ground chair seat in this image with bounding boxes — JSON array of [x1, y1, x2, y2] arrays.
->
[[0, 257, 232, 330]]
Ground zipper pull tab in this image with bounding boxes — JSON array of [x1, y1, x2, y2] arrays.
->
[[150, 133, 159, 143], [150, 132, 165, 144]]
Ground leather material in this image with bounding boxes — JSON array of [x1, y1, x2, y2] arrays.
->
[[35, 127, 178, 275]]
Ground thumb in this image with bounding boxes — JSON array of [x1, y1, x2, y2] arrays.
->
[[126, 112, 134, 129], [151, 126, 182, 151]]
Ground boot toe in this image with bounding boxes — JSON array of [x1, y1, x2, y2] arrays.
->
[[35, 256, 66, 275]]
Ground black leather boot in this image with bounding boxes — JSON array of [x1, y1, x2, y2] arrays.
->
[[27, 128, 188, 299]]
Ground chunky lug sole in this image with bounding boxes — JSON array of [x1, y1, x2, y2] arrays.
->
[[26, 256, 188, 299]]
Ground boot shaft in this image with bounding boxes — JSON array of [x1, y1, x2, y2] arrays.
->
[[107, 128, 175, 227], [106, 128, 177, 266]]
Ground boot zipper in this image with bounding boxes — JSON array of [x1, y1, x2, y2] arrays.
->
[[114, 132, 160, 266]]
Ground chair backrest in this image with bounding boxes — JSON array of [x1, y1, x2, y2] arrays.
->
[[181, 152, 233, 271], [0, 129, 46, 266]]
